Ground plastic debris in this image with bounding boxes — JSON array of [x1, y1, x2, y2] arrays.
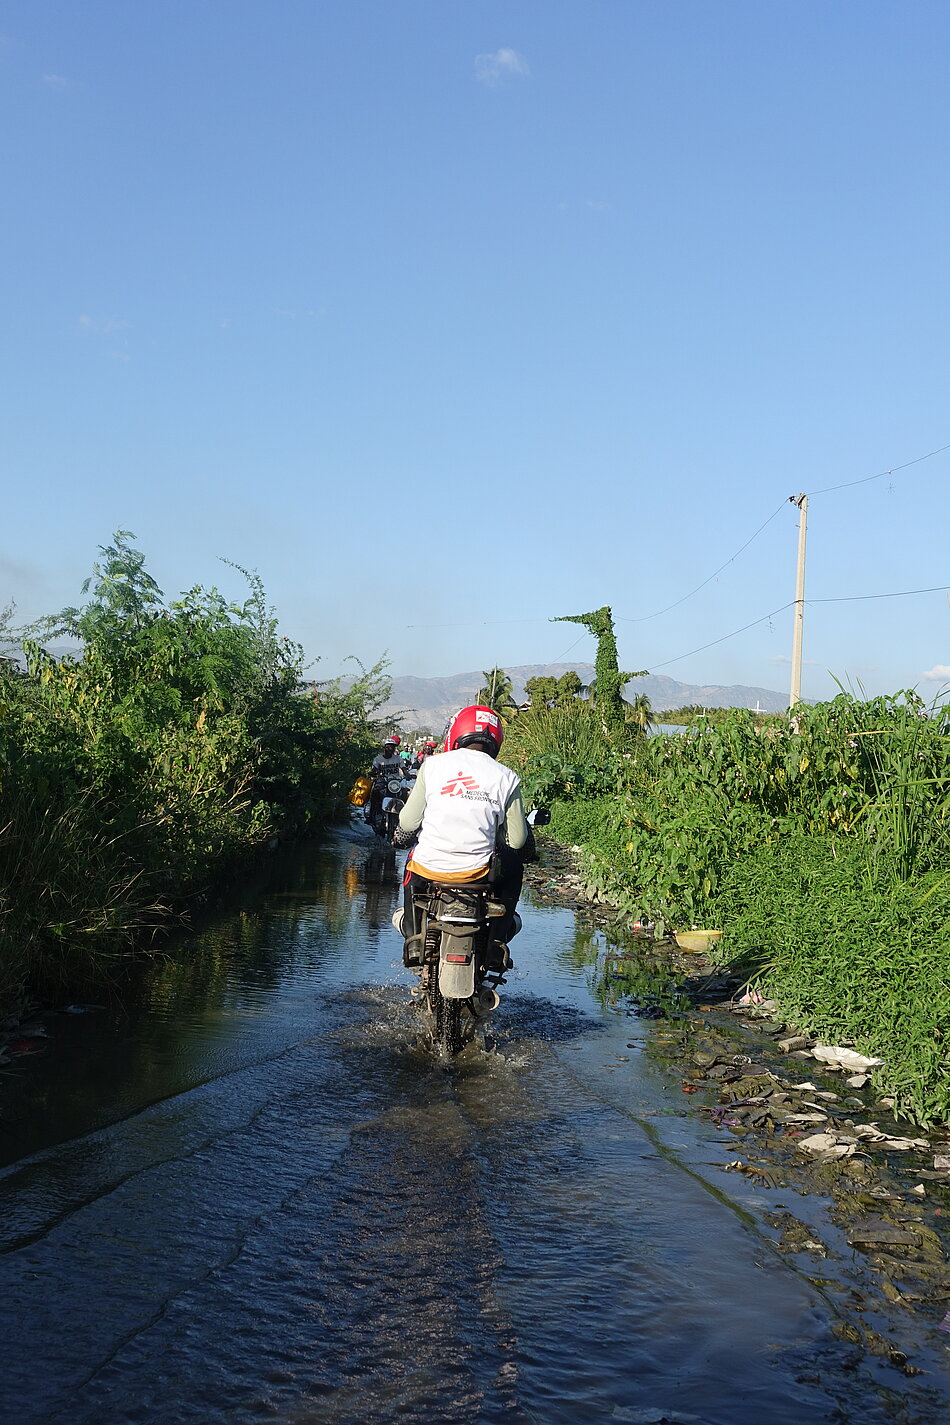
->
[[853, 1124, 929, 1151], [848, 1224, 922, 1248], [798, 1133, 855, 1158], [810, 1044, 884, 1072], [736, 989, 776, 1008]]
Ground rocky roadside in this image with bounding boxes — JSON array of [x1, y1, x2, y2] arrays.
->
[[525, 839, 950, 1381]]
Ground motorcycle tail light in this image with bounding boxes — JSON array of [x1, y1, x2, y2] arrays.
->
[[445, 953, 472, 964]]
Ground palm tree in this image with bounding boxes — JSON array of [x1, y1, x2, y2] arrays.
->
[[475, 666, 516, 717], [626, 693, 654, 736]]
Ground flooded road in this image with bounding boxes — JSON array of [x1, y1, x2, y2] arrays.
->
[[2, 826, 948, 1423]]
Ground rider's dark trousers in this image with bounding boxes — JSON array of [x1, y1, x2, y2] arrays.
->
[[403, 846, 524, 944]]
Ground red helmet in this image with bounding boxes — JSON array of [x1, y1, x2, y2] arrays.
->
[[389, 734, 401, 745], [444, 705, 504, 755]]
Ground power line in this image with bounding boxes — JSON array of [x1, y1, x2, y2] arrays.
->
[[617, 500, 790, 623], [549, 630, 591, 664], [650, 603, 796, 670], [404, 616, 549, 630], [807, 442, 950, 496], [393, 442, 950, 640], [650, 583, 950, 671], [810, 584, 950, 604], [623, 440, 950, 630]]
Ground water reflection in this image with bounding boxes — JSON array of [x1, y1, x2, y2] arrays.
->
[[557, 923, 690, 1020]]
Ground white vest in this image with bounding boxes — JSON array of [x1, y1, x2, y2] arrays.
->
[[411, 748, 520, 876]]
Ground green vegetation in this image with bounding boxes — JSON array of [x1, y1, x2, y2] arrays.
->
[[475, 666, 517, 718], [507, 640, 950, 1124], [524, 670, 584, 708], [662, 703, 783, 730], [0, 532, 387, 1006], [553, 605, 646, 734]]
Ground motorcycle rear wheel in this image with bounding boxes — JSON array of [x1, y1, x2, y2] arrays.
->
[[425, 949, 465, 1057], [433, 986, 464, 1057]]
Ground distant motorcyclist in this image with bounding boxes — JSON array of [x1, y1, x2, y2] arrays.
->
[[393, 706, 529, 967], [413, 738, 437, 770], [365, 737, 406, 826]]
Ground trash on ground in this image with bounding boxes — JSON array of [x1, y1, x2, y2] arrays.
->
[[735, 990, 776, 1009], [798, 1133, 856, 1158], [848, 1225, 923, 1249], [810, 1044, 884, 1072], [854, 1124, 929, 1151]]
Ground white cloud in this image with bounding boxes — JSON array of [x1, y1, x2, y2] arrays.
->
[[42, 73, 70, 90], [475, 48, 530, 86], [79, 314, 129, 335], [921, 664, 950, 682]]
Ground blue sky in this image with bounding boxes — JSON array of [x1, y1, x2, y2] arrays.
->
[[2, 1, 948, 702]]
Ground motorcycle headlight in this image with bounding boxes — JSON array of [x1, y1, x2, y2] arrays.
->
[[387, 777, 403, 794]]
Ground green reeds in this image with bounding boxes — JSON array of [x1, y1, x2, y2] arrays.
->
[[0, 784, 168, 1003], [523, 688, 950, 1122]]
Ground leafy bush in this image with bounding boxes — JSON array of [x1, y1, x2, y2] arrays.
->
[[0, 533, 387, 1002], [529, 688, 950, 1122]]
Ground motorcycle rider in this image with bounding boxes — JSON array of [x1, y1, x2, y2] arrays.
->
[[413, 738, 437, 770], [365, 736, 406, 827], [392, 705, 529, 968]]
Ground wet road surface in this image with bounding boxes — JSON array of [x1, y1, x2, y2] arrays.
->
[[2, 826, 949, 1423]]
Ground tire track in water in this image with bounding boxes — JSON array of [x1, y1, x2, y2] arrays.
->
[[0, 994, 365, 1255], [24, 995, 536, 1424]]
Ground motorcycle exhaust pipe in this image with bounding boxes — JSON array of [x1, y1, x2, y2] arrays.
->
[[474, 986, 500, 1016]]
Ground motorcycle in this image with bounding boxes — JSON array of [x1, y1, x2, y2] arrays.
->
[[399, 808, 550, 1056], [402, 879, 511, 1056], [370, 770, 412, 840]]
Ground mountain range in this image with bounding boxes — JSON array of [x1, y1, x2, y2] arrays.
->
[[368, 663, 789, 733]]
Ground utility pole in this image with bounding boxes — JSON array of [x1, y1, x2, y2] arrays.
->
[[788, 493, 808, 709]]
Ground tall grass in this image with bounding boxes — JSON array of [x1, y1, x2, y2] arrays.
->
[[0, 783, 168, 1004], [512, 689, 950, 1122], [501, 699, 619, 804]]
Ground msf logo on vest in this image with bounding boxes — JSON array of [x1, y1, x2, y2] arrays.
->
[[441, 771, 481, 797]]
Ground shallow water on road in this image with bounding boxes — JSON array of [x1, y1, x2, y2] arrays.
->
[[2, 826, 948, 1423]]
